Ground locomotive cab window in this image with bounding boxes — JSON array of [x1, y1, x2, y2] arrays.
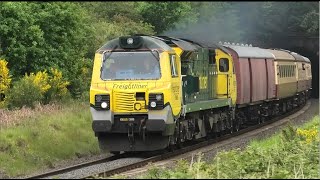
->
[[209, 50, 216, 65], [219, 58, 229, 72], [170, 54, 178, 77]]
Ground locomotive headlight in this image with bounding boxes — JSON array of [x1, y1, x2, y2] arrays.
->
[[101, 102, 108, 109], [127, 38, 133, 44], [150, 101, 157, 108], [148, 93, 164, 110], [156, 94, 162, 101], [94, 94, 110, 110]]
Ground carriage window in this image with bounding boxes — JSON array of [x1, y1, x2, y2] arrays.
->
[[219, 58, 229, 72], [302, 63, 305, 70], [292, 65, 295, 76]]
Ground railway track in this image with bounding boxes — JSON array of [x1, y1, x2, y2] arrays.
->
[[26, 101, 311, 179]]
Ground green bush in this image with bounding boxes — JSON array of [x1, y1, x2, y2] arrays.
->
[[6, 68, 72, 109], [67, 58, 93, 99], [7, 76, 43, 109], [140, 116, 320, 179]]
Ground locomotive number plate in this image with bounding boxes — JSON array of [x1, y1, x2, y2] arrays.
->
[[120, 118, 135, 122]]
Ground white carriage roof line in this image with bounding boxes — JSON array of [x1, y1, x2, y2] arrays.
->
[[268, 48, 310, 63]]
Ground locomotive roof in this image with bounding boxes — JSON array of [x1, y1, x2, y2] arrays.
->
[[154, 36, 231, 54], [153, 36, 199, 51], [97, 36, 175, 53], [224, 45, 275, 59]]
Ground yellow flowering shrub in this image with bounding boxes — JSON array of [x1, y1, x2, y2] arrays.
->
[[296, 128, 318, 144], [7, 68, 70, 108], [31, 71, 51, 93], [7, 70, 52, 109], [44, 68, 70, 103], [0, 59, 11, 108]]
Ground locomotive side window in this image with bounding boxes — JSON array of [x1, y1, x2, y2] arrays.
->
[[209, 51, 216, 65], [170, 54, 178, 77], [219, 58, 229, 72]]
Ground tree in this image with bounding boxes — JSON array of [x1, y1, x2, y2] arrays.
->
[[79, 2, 155, 58], [136, 2, 194, 34], [0, 2, 92, 78]]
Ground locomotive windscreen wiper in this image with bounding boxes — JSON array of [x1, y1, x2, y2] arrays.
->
[[102, 45, 119, 63], [143, 47, 160, 61], [101, 45, 118, 73]]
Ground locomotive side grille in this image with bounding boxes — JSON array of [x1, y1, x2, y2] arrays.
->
[[114, 91, 135, 112]]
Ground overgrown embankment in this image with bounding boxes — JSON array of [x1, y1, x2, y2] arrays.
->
[[138, 115, 319, 179], [0, 101, 99, 177]]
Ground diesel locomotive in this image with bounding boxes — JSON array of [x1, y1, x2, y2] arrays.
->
[[89, 35, 312, 154]]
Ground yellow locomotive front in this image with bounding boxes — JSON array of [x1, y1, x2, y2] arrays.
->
[[90, 36, 182, 153]]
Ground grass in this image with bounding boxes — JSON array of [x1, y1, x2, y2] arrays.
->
[[0, 100, 100, 177], [136, 115, 320, 179]]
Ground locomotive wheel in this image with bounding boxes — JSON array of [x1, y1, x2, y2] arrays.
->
[[169, 120, 183, 150], [228, 122, 234, 134], [168, 127, 178, 151], [227, 117, 234, 134], [233, 120, 240, 132], [260, 116, 266, 124]]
